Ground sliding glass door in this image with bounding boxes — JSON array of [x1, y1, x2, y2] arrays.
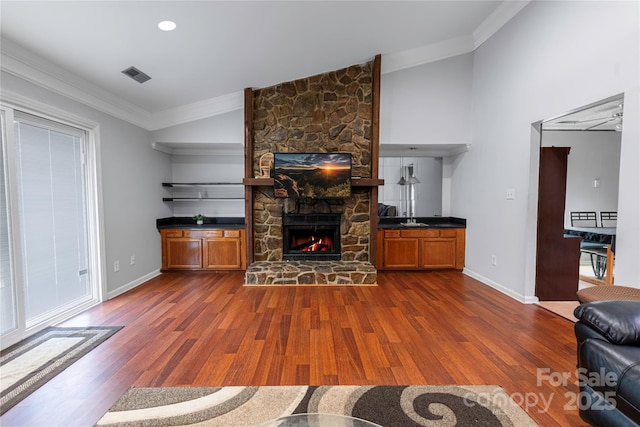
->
[[0, 110, 17, 335], [1, 106, 100, 347], [15, 112, 93, 325]]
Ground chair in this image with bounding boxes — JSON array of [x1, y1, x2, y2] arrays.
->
[[377, 203, 396, 217], [574, 301, 640, 426], [570, 212, 607, 279], [570, 211, 598, 227], [600, 211, 617, 227]]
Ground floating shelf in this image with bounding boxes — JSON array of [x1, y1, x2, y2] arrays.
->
[[162, 182, 243, 187], [163, 197, 244, 202], [162, 182, 244, 204]]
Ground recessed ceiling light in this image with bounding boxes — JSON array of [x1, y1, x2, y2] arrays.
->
[[158, 21, 176, 31]]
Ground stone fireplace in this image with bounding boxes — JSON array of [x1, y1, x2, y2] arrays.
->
[[243, 56, 382, 276], [245, 58, 379, 264]]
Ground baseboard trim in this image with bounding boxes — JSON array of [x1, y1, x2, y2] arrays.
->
[[463, 268, 539, 304], [107, 269, 161, 300]]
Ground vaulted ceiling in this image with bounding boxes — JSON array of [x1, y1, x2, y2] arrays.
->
[[0, 1, 529, 130]]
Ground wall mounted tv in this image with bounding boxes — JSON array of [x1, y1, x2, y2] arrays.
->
[[273, 153, 352, 199]]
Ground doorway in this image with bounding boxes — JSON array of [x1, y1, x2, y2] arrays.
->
[[535, 95, 623, 301]]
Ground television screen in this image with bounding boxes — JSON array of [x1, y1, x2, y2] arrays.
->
[[273, 153, 352, 198]]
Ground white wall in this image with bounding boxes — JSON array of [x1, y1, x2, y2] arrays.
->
[[1, 71, 173, 296], [380, 52, 473, 146], [153, 110, 243, 144], [167, 154, 245, 217], [152, 113, 246, 218], [542, 130, 621, 227], [4, 1, 637, 304], [458, 1, 639, 299]]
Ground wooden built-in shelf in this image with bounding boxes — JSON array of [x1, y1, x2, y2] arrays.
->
[[163, 182, 242, 187], [352, 178, 384, 186], [243, 178, 274, 186]]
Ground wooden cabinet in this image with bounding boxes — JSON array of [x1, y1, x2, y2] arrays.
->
[[163, 229, 204, 269], [378, 228, 465, 270], [380, 230, 420, 269], [536, 147, 580, 300], [161, 228, 245, 271], [203, 229, 244, 269]]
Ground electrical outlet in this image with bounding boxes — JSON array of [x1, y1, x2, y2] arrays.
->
[[130, 255, 135, 265], [114, 260, 120, 272], [506, 188, 515, 200], [491, 255, 497, 266]]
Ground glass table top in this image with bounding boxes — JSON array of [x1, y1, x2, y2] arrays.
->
[[252, 413, 382, 427]]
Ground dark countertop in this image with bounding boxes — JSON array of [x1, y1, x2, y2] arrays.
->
[[157, 216, 245, 229], [378, 216, 466, 229], [157, 216, 464, 230]]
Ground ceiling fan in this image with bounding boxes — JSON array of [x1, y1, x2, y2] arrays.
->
[[555, 101, 624, 131], [542, 97, 624, 131], [582, 111, 623, 131]]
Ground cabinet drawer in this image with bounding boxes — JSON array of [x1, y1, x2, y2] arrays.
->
[[384, 230, 401, 238], [184, 229, 202, 238], [401, 229, 439, 238], [163, 229, 183, 238], [440, 229, 459, 238], [170, 229, 241, 238]]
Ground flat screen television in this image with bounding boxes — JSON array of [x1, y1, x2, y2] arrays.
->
[[273, 153, 352, 199]]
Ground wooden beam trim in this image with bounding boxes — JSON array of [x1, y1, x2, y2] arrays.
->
[[370, 54, 382, 263], [244, 88, 255, 264]]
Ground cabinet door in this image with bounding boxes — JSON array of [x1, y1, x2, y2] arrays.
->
[[421, 238, 457, 269], [383, 237, 420, 269], [203, 230, 244, 270], [165, 237, 203, 269]]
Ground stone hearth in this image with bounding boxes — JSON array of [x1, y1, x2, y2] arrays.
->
[[245, 261, 377, 285]]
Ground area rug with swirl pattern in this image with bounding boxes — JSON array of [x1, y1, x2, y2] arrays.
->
[[96, 385, 538, 426]]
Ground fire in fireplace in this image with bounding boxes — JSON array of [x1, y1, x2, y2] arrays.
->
[[282, 213, 341, 261]]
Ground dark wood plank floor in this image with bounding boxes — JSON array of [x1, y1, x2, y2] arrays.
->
[[1, 271, 586, 426]]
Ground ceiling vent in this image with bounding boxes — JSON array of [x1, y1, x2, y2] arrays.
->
[[121, 66, 151, 84]]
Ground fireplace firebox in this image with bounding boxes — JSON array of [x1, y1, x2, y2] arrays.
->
[[282, 214, 341, 261]]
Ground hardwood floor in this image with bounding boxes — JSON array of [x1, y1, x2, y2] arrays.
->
[[1, 271, 586, 426]]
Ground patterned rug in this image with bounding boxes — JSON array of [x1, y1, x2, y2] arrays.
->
[[97, 385, 538, 426], [0, 326, 122, 415]]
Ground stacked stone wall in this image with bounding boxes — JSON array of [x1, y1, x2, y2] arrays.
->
[[251, 61, 374, 262]]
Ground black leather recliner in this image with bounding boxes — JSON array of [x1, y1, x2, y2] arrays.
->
[[574, 301, 640, 426]]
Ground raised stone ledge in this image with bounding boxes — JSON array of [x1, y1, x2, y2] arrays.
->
[[244, 261, 377, 285]]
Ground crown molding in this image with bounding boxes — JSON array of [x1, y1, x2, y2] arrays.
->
[[381, 1, 530, 74], [0, 38, 243, 131], [1, 2, 528, 130], [148, 91, 244, 131], [473, 1, 531, 48], [381, 35, 475, 74], [1, 38, 154, 129]]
